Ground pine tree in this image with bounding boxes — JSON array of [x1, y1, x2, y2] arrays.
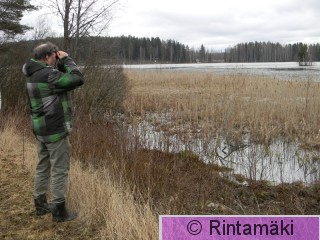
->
[[298, 43, 308, 63], [0, 0, 36, 38]]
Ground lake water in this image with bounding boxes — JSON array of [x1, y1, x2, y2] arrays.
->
[[124, 62, 320, 81], [125, 115, 320, 185], [123, 62, 320, 184]]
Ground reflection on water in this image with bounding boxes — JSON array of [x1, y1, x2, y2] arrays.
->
[[125, 115, 320, 184]]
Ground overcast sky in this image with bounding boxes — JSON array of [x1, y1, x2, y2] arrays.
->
[[22, 0, 320, 51]]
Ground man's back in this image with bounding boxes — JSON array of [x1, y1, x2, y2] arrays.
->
[[23, 54, 84, 143]]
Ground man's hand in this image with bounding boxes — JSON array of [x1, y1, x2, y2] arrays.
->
[[56, 51, 68, 59]]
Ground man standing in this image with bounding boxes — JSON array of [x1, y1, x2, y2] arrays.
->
[[23, 42, 84, 222]]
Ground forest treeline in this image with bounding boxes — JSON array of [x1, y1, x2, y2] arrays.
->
[[86, 36, 320, 64], [72, 36, 226, 64], [1, 36, 319, 66], [225, 42, 320, 63]]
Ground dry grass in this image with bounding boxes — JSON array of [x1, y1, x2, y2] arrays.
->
[[68, 161, 157, 239], [0, 118, 157, 240], [124, 70, 320, 144]]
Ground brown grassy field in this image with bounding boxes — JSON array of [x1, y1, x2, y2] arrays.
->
[[124, 70, 320, 145]]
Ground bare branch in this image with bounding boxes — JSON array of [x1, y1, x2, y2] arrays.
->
[[47, 0, 121, 52]]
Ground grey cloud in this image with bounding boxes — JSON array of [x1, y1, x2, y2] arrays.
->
[[125, 2, 320, 50]]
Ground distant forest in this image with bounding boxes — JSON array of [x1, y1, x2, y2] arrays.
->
[[72, 36, 226, 64], [1, 36, 319, 65], [87, 36, 320, 64], [224, 42, 320, 63]]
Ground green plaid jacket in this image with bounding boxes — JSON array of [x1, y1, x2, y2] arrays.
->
[[23, 56, 84, 143]]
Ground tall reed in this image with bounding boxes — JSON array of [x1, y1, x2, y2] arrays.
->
[[124, 70, 320, 144]]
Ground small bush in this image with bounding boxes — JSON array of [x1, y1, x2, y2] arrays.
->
[[0, 67, 27, 112], [73, 65, 129, 114]]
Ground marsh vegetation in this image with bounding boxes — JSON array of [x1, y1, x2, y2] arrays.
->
[[122, 70, 320, 183], [2, 64, 320, 240]]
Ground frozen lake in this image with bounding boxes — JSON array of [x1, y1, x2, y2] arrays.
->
[[124, 62, 320, 81]]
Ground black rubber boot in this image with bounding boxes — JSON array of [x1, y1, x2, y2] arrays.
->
[[50, 201, 77, 222], [34, 194, 50, 216]]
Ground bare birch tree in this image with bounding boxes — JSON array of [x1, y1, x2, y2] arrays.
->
[[32, 16, 56, 40], [48, 0, 120, 54]]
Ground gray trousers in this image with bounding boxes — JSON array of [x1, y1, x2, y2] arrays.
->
[[34, 137, 71, 204]]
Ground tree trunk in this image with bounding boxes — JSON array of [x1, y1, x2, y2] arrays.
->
[[64, 0, 71, 51]]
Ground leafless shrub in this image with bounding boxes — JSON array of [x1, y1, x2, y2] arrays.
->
[[0, 67, 27, 112], [73, 65, 129, 115]]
